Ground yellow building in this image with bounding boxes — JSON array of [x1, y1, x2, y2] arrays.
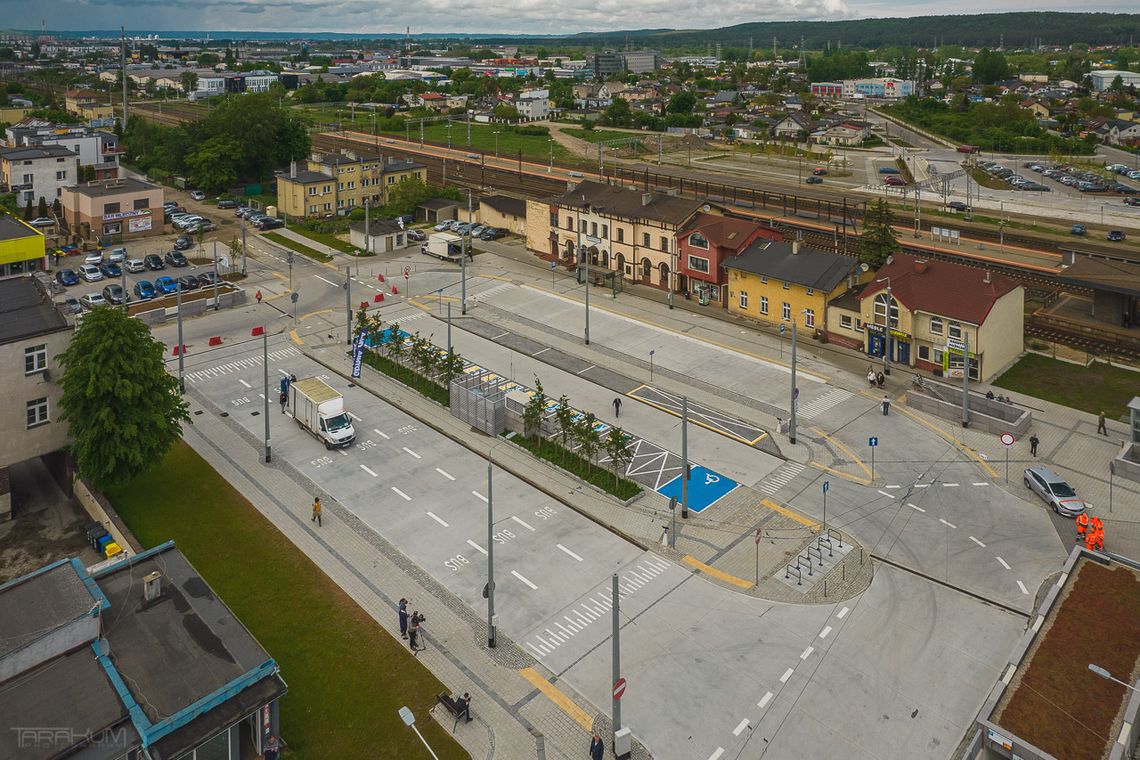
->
[[478, 195, 527, 235], [275, 151, 426, 219], [0, 214, 46, 278], [724, 239, 862, 334]]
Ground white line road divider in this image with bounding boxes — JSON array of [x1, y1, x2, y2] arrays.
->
[[970, 536, 986, 548], [360, 464, 378, 477], [374, 428, 390, 439], [511, 570, 538, 590], [758, 692, 773, 709], [733, 719, 750, 737], [473, 490, 488, 502], [426, 512, 449, 527], [819, 626, 832, 639], [402, 447, 421, 459], [996, 557, 1011, 570], [939, 518, 957, 529], [800, 646, 814, 660], [466, 539, 488, 556], [1017, 580, 1029, 595], [837, 606, 850, 619], [511, 515, 536, 531], [779, 668, 794, 683], [908, 503, 926, 513], [391, 486, 411, 501], [557, 544, 584, 562], [436, 468, 455, 481]]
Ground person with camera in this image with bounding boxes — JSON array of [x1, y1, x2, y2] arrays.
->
[[408, 611, 425, 653]]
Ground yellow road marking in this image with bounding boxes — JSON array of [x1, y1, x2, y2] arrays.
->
[[760, 498, 821, 531], [884, 395, 1001, 478], [298, 308, 334, 322], [518, 668, 594, 731], [682, 555, 754, 588], [626, 388, 767, 446], [288, 328, 303, 345], [809, 426, 873, 483]]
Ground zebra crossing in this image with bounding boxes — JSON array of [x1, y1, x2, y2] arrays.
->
[[184, 346, 300, 383], [522, 554, 673, 659], [756, 462, 806, 496], [469, 282, 512, 303], [796, 388, 853, 420]]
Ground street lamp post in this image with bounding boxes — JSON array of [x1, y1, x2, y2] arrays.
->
[[876, 277, 892, 376], [398, 707, 440, 760], [486, 460, 497, 647], [790, 316, 800, 445], [175, 282, 185, 393], [262, 329, 271, 463], [548, 138, 553, 173], [494, 130, 501, 159], [1088, 663, 1140, 693]]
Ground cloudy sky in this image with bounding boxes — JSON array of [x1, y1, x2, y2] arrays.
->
[[6, 0, 1137, 35]]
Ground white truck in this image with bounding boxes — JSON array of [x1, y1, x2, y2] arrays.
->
[[422, 231, 463, 261], [286, 377, 356, 449]]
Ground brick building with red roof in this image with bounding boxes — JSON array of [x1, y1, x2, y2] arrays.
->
[[676, 212, 782, 305]]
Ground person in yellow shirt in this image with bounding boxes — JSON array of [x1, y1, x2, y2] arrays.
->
[[311, 496, 322, 527]]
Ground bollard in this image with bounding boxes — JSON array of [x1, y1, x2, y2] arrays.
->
[[208, 336, 222, 346], [391, 285, 399, 294], [860, 547, 864, 565], [373, 293, 385, 303], [250, 326, 264, 337], [824, 579, 827, 597], [842, 563, 846, 581]]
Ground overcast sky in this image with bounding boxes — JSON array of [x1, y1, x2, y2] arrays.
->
[[7, 0, 1138, 36]]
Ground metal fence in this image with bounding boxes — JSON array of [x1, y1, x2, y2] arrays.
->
[[449, 367, 508, 436]]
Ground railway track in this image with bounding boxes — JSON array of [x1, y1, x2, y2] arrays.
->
[[1025, 322, 1140, 360]]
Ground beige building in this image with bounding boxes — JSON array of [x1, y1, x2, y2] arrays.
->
[[478, 195, 527, 235], [60, 177, 164, 242], [828, 254, 1024, 382], [275, 151, 426, 219], [0, 278, 72, 520]]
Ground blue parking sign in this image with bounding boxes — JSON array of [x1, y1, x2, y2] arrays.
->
[[868, 436, 878, 447]]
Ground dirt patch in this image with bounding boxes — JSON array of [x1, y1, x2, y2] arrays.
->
[[995, 559, 1140, 759], [0, 501, 99, 583]]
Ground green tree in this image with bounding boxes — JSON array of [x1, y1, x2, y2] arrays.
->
[[492, 103, 520, 121], [602, 427, 633, 489], [972, 49, 1010, 85], [554, 394, 574, 462], [1110, 75, 1124, 92], [57, 308, 190, 489], [383, 177, 459, 217], [36, 196, 47, 219], [386, 321, 406, 363], [180, 71, 198, 95], [859, 198, 901, 267], [438, 350, 464, 387], [51, 198, 61, 217], [185, 136, 239, 193], [522, 377, 547, 440], [601, 97, 633, 127], [667, 91, 696, 114], [574, 412, 602, 465]]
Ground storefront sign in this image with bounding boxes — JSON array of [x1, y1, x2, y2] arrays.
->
[[102, 209, 151, 222], [946, 338, 967, 352], [865, 322, 885, 335], [889, 329, 910, 341], [127, 217, 152, 233]]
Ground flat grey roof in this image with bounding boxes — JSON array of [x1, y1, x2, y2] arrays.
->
[[724, 240, 854, 292], [67, 177, 159, 198], [0, 561, 97, 658], [0, 213, 39, 242], [0, 278, 69, 345]]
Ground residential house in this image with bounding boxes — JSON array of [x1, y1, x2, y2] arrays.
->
[[6, 120, 122, 180], [60, 176, 164, 242], [724, 239, 861, 334], [0, 277, 69, 517], [829, 254, 1023, 382], [0, 144, 80, 208], [417, 92, 449, 111], [1020, 99, 1051, 120], [479, 194, 527, 235], [0, 213, 46, 279], [63, 90, 113, 121], [572, 83, 612, 109], [811, 120, 871, 146], [676, 213, 782, 305], [275, 151, 425, 219], [515, 88, 551, 120], [541, 180, 706, 289], [772, 112, 816, 140], [349, 218, 408, 253]]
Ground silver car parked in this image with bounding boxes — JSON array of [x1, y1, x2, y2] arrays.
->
[[1023, 466, 1085, 517]]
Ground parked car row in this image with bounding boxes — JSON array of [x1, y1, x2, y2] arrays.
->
[[1021, 161, 1138, 195], [234, 206, 284, 230], [431, 219, 508, 240], [978, 162, 1051, 192]]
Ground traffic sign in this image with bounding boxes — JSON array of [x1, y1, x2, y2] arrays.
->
[[551, 259, 557, 270], [403, 265, 411, 280], [1000, 433, 1015, 447], [613, 678, 627, 700], [779, 324, 786, 335], [792, 387, 800, 400], [754, 528, 763, 545], [286, 252, 295, 265], [290, 292, 299, 303], [868, 436, 879, 447], [822, 481, 830, 493]]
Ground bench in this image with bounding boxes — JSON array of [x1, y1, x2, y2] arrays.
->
[[436, 692, 473, 730]]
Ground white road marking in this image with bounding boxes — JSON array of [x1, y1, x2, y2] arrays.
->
[[348, 411, 362, 421], [374, 428, 390, 439], [885, 484, 901, 489], [837, 606, 850, 619], [402, 446, 421, 459], [466, 539, 488, 556], [708, 749, 725, 760], [914, 483, 930, 489], [907, 503, 926, 513], [780, 668, 795, 683], [533, 347, 551, 356], [526, 643, 545, 658], [942, 482, 960, 487], [314, 274, 339, 286], [557, 544, 584, 561], [758, 692, 774, 709], [472, 490, 488, 502], [512, 570, 538, 590], [970, 536, 987, 548], [436, 468, 455, 480], [257, 393, 265, 399], [800, 646, 814, 660], [511, 515, 536, 531], [733, 719, 750, 736], [238, 379, 251, 388], [337, 449, 349, 457], [819, 626, 832, 639], [1017, 580, 1029, 595], [939, 519, 957, 529], [391, 486, 411, 501], [426, 511, 449, 527], [972, 482, 989, 486], [360, 464, 378, 477], [556, 622, 572, 636], [996, 556, 1011, 570], [575, 364, 596, 375], [492, 331, 511, 340], [877, 489, 896, 499]]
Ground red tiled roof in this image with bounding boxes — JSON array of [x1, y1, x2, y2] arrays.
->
[[683, 212, 767, 251], [858, 253, 1019, 325]]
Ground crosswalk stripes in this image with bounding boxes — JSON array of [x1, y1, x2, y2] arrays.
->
[[796, 388, 853, 420], [756, 462, 806, 496], [185, 346, 300, 383], [469, 282, 512, 303], [523, 555, 672, 658]]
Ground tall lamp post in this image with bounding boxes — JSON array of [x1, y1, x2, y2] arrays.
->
[[548, 138, 554, 173], [493, 130, 501, 159], [1088, 663, 1140, 692], [875, 276, 892, 376], [398, 707, 440, 760]]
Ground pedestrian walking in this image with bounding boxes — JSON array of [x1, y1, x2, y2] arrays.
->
[[613, 397, 622, 417], [590, 733, 605, 760], [311, 496, 322, 527], [1029, 434, 1039, 457], [1075, 512, 1089, 541], [881, 395, 890, 416], [866, 368, 876, 388], [398, 598, 409, 640], [1097, 411, 1108, 435], [876, 371, 885, 389], [264, 735, 279, 760], [409, 611, 423, 653]]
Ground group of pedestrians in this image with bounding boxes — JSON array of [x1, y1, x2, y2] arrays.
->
[[1076, 512, 1106, 552], [398, 598, 426, 654]]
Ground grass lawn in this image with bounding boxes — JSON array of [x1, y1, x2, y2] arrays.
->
[[995, 561, 1140, 760], [993, 353, 1139, 419], [106, 441, 467, 760], [261, 231, 334, 263], [288, 223, 360, 255]]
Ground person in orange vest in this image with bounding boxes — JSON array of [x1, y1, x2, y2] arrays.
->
[[1085, 530, 1098, 552], [1090, 529, 1105, 552], [1090, 515, 1104, 535], [1075, 512, 1090, 541]]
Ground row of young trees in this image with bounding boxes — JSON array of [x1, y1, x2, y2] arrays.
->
[[353, 306, 465, 388]]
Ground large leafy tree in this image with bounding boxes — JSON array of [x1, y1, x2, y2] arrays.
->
[[185, 136, 240, 193], [859, 198, 901, 267], [57, 307, 189, 489]]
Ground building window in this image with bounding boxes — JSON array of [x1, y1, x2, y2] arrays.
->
[[602, 224, 608, 239], [580, 218, 587, 233], [308, 187, 317, 196], [591, 222, 597, 237], [840, 314, 852, 329], [760, 296, 768, 315], [103, 202, 120, 215], [688, 255, 710, 273], [323, 203, 331, 211], [103, 222, 121, 235], [133, 198, 148, 210], [22, 173, 32, 183], [855, 318, 864, 333], [660, 236, 669, 252], [760, 275, 768, 284], [24, 344, 47, 374], [338, 183, 344, 191], [566, 216, 573, 229], [932, 347, 944, 363], [689, 232, 709, 249], [805, 287, 814, 296], [56, 170, 67, 180], [309, 205, 317, 213], [930, 316, 943, 335], [948, 321, 962, 340], [739, 291, 748, 309], [388, 176, 396, 184], [918, 345, 930, 361], [782, 302, 791, 321], [26, 397, 49, 428], [874, 294, 899, 329], [804, 308, 815, 328], [641, 232, 650, 248], [617, 228, 625, 243]]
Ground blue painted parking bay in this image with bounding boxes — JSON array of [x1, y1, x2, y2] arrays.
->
[[657, 466, 739, 514]]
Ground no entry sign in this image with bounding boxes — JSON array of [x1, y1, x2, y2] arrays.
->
[[613, 678, 627, 700]]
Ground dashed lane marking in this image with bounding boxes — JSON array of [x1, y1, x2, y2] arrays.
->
[[374, 428, 390, 439], [427, 512, 449, 528], [970, 536, 986, 548], [512, 515, 536, 531], [733, 719, 750, 737], [907, 503, 926, 513], [758, 692, 773, 709], [360, 464, 378, 477], [972, 482, 989, 486], [942, 482, 960, 487], [819, 626, 832, 639], [557, 544, 584, 562], [466, 539, 488, 556], [996, 557, 1011, 570], [402, 446, 421, 459], [391, 487, 411, 501], [348, 411, 362, 421], [800, 646, 814, 660], [779, 668, 794, 683], [1017, 580, 1029, 595], [708, 749, 725, 760], [238, 379, 251, 388], [837, 606, 850, 619], [472, 490, 488, 503], [877, 489, 896, 499], [436, 468, 455, 480], [512, 570, 538, 590], [517, 667, 594, 732], [939, 519, 957, 529]]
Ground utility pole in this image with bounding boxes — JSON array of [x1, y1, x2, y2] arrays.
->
[[486, 462, 497, 647], [681, 396, 689, 519], [344, 267, 352, 345], [790, 320, 798, 445], [262, 329, 271, 463], [462, 191, 471, 314], [363, 198, 369, 278], [961, 331, 970, 427], [241, 217, 247, 276], [611, 573, 622, 749], [121, 26, 129, 125], [175, 282, 184, 393], [212, 241, 219, 311]]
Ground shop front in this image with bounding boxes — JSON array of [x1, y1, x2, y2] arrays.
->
[[943, 337, 980, 381], [865, 324, 913, 368]]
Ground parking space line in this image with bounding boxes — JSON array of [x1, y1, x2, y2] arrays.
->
[[554, 544, 582, 561], [996, 557, 1011, 570], [348, 411, 362, 421], [907, 503, 926, 513], [466, 539, 488, 555], [426, 512, 449, 527], [942, 482, 960, 487], [512, 570, 538, 590], [819, 626, 832, 639], [436, 468, 455, 480], [733, 719, 750, 737], [972, 482, 989, 486], [779, 668, 794, 683], [391, 487, 411, 501], [373, 428, 390, 439], [472, 490, 488, 502], [238, 379, 251, 388], [337, 449, 349, 457], [511, 515, 536, 531], [402, 446, 421, 459], [1017, 580, 1029, 595], [970, 536, 986, 548], [837, 606, 850, 619], [938, 518, 957, 529], [360, 464, 378, 477], [758, 692, 774, 709], [575, 364, 596, 375], [877, 489, 896, 499], [914, 483, 930, 489]]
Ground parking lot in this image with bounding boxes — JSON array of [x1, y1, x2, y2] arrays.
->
[[975, 158, 1140, 207]]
